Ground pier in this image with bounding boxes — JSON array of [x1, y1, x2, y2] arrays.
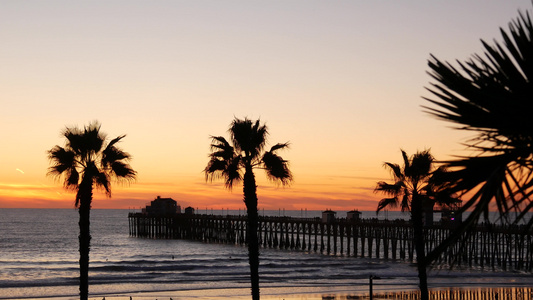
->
[[128, 213, 533, 272]]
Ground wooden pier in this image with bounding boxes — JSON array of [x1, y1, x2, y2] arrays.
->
[[128, 213, 533, 272]]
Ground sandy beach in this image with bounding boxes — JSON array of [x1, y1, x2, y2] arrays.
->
[[87, 287, 533, 300], [17, 285, 531, 300]]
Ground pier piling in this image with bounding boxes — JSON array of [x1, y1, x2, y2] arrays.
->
[[128, 213, 533, 272]]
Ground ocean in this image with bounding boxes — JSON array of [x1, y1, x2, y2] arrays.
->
[[0, 209, 531, 299]]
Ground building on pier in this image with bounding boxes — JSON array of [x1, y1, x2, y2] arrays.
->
[[346, 210, 362, 222], [322, 210, 336, 223], [142, 196, 181, 215]]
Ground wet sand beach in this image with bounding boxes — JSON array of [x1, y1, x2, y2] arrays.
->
[[89, 287, 532, 300], [19, 286, 532, 300]]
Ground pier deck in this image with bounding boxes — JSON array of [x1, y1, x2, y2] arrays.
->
[[128, 213, 533, 272]]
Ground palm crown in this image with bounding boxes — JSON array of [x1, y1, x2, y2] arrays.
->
[[375, 150, 458, 213], [48, 121, 136, 206], [205, 117, 292, 188]]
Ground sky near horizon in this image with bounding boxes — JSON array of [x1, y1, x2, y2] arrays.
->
[[1, 1, 530, 211]]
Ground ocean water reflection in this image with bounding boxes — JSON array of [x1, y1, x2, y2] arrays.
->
[[0, 209, 530, 299]]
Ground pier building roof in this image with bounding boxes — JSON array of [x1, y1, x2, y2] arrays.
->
[[142, 196, 181, 215]]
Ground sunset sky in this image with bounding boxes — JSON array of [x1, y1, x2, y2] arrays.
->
[[1, 1, 530, 211]]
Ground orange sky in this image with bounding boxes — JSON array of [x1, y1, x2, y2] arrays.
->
[[0, 167, 383, 211], [1, 1, 530, 210]]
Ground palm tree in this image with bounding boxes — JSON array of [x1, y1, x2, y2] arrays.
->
[[423, 7, 533, 261], [375, 149, 459, 300], [48, 121, 136, 300], [204, 117, 292, 300]]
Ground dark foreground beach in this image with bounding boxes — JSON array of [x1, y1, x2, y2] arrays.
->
[[21, 286, 532, 300], [98, 287, 530, 300]]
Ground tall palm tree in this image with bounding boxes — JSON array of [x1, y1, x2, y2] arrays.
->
[[48, 121, 136, 300], [423, 8, 533, 261], [204, 117, 292, 300], [375, 150, 459, 300]]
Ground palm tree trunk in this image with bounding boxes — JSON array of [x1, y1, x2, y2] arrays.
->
[[77, 179, 93, 300], [411, 197, 429, 300], [243, 166, 260, 300]]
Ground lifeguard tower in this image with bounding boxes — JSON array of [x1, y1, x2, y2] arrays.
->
[[347, 210, 362, 222], [322, 210, 336, 224]]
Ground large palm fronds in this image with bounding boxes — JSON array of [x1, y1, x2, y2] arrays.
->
[[423, 9, 533, 228], [423, 8, 533, 264]]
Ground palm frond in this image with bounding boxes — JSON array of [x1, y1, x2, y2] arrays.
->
[[400, 193, 411, 212], [374, 181, 404, 196], [106, 134, 126, 149], [110, 161, 137, 181], [224, 157, 243, 189], [94, 171, 111, 196], [440, 154, 513, 214], [48, 146, 76, 175], [102, 138, 132, 170], [426, 166, 462, 209], [423, 9, 533, 221], [383, 162, 403, 180], [269, 142, 290, 152], [204, 158, 228, 177], [47, 146, 80, 189], [65, 168, 80, 189], [377, 197, 398, 212], [204, 155, 243, 190], [208, 136, 234, 160], [401, 150, 411, 177], [262, 144, 293, 186]]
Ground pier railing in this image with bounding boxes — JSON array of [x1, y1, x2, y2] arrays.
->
[[128, 213, 533, 272]]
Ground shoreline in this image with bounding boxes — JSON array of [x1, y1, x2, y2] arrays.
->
[[96, 286, 533, 300], [9, 285, 533, 300]]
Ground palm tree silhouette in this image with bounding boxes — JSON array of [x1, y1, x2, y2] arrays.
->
[[204, 117, 292, 300], [375, 149, 459, 300], [423, 7, 533, 260], [48, 121, 136, 300]]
